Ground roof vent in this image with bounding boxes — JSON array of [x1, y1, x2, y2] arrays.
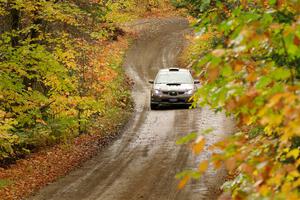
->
[[169, 68, 179, 71]]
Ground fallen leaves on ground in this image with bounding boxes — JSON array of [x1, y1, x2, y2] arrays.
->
[[0, 126, 124, 200]]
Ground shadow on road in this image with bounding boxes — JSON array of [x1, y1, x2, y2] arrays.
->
[[152, 104, 191, 110]]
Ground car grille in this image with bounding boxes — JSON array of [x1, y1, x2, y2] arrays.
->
[[162, 91, 185, 96]]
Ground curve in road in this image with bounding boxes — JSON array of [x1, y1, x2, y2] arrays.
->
[[30, 17, 234, 200]]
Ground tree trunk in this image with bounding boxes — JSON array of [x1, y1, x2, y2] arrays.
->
[[10, 2, 20, 46]]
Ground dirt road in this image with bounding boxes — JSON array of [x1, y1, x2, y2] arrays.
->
[[30, 17, 234, 200]]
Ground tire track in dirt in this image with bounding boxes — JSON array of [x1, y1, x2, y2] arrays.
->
[[29, 17, 234, 200]]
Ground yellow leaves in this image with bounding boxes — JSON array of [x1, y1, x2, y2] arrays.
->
[[259, 185, 270, 196], [240, 0, 248, 7], [233, 60, 244, 72], [247, 72, 257, 83], [210, 140, 227, 150], [212, 49, 225, 57], [295, 158, 300, 167], [287, 170, 300, 180], [36, 119, 47, 126], [287, 149, 300, 160], [225, 158, 236, 172], [239, 115, 251, 127], [198, 160, 209, 173], [211, 153, 223, 169], [285, 192, 300, 200], [192, 136, 205, 154], [256, 91, 300, 142], [177, 135, 210, 190], [177, 0, 300, 198], [283, 106, 298, 121], [198, 33, 214, 41], [177, 175, 189, 190], [267, 93, 285, 108], [281, 182, 292, 193], [292, 178, 300, 188], [177, 160, 210, 190], [267, 174, 283, 186], [263, 126, 273, 136], [260, 114, 283, 127], [206, 66, 220, 83], [61, 51, 76, 70], [282, 121, 300, 142], [284, 93, 298, 104]]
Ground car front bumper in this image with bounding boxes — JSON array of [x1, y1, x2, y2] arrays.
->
[[151, 94, 193, 105]]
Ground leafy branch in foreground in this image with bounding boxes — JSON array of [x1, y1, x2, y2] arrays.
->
[[175, 0, 300, 199]]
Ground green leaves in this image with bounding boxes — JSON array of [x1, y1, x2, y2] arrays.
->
[[175, 170, 201, 180], [179, 0, 300, 198], [270, 67, 291, 80], [256, 76, 272, 89], [221, 65, 233, 77], [176, 169, 201, 189], [176, 132, 197, 145], [200, 0, 211, 12], [0, 179, 13, 189], [269, 0, 277, 6], [0, 0, 135, 160]]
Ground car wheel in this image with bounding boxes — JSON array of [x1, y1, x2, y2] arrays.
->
[[150, 103, 158, 110]]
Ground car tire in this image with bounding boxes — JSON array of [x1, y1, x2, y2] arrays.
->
[[186, 104, 192, 109], [150, 103, 158, 110]]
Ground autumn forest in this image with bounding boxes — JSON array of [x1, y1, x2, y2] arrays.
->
[[1, 0, 300, 199]]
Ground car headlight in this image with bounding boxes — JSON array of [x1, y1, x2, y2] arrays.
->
[[186, 89, 194, 95], [153, 89, 162, 95]]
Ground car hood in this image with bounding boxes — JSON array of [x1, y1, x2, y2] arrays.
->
[[153, 83, 194, 91]]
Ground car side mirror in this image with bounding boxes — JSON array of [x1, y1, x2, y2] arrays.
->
[[149, 80, 154, 84], [194, 80, 200, 84]]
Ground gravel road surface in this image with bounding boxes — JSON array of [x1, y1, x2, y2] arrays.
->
[[30, 17, 234, 200]]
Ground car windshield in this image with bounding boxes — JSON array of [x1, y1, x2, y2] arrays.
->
[[155, 72, 193, 84]]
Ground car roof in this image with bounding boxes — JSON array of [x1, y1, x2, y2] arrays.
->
[[158, 68, 190, 73]]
